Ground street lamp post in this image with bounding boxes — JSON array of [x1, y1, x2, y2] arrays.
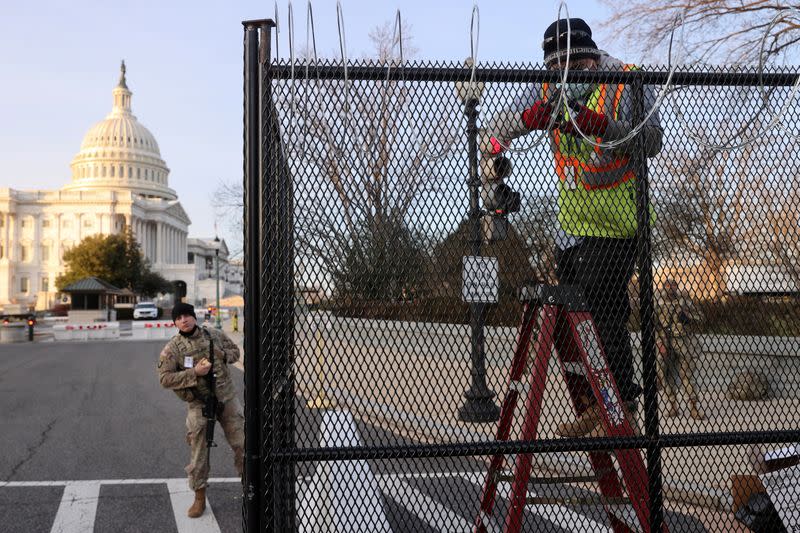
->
[[214, 236, 222, 329], [456, 60, 500, 423]]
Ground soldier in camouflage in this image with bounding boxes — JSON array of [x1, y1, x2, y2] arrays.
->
[[158, 302, 244, 518], [656, 279, 705, 420]]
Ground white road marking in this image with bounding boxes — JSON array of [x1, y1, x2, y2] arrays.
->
[[376, 474, 473, 532], [0, 478, 240, 487], [298, 410, 391, 533], [50, 481, 101, 533], [166, 479, 222, 533]]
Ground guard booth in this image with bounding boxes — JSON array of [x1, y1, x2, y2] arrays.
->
[[61, 277, 122, 324], [242, 18, 800, 533]]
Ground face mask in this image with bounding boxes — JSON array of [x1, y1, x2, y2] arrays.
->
[[555, 81, 594, 103]]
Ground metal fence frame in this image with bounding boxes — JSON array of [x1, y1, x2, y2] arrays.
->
[[243, 19, 800, 533]]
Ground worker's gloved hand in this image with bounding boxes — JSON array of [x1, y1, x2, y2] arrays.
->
[[521, 100, 555, 130], [561, 104, 609, 136]]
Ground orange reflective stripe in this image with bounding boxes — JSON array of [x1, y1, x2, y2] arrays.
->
[[612, 65, 636, 120], [595, 84, 607, 114]]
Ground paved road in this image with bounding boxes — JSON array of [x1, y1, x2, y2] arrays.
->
[[0, 340, 709, 532]]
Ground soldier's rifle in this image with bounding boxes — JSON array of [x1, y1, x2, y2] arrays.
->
[[202, 328, 218, 466]]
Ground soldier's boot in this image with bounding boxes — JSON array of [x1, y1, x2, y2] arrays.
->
[[187, 488, 207, 518], [557, 402, 639, 438], [556, 404, 603, 438], [688, 399, 705, 420], [665, 398, 679, 418]]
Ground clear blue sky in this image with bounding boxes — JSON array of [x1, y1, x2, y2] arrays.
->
[[0, 0, 621, 252]]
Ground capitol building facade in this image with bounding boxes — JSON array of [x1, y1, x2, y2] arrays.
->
[[0, 63, 241, 311]]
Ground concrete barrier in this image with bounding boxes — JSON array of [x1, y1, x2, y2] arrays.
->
[[131, 320, 176, 340], [53, 322, 120, 341], [0, 323, 28, 343]]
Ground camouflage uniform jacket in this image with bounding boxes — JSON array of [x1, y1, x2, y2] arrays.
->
[[656, 292, 703, 340], [158, 326, 241, 405]]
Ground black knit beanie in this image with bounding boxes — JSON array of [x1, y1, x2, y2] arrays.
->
[[542, 18, 600, 67], [171, 302, 196, 322]]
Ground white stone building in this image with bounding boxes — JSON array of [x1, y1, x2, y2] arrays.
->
[[0, 62, 237, 311]]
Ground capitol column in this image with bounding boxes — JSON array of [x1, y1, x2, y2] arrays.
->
[[32, 215, 41, 264], [56, 214, 62, 263], [156, 222, 163, 265], [8, 214, 16, 261], [166, 226, 172, 263], [3, 213, 9, 258]]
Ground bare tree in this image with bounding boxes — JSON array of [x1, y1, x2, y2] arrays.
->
[[656, 94, 800, 297], [215, 21, 455, 299], [599, 1, 800, 63]]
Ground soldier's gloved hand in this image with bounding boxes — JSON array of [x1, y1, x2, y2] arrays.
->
[[561, 104, 609, 136], [194, 358, 212, 377], [521, 100, 556, 130]]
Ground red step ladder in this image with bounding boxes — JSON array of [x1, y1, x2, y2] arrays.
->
[[474, 284, 665, 533]]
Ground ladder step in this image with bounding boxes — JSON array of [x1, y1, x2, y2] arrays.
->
[[494, 469, 614, 484], [526, 495, 630, 506]]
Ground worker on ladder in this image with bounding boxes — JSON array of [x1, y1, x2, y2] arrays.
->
[[481, 17, 664, 437]]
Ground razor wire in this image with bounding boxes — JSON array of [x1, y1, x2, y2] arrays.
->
[[274, 0, 800, 159], [668, 8, 800, 151]]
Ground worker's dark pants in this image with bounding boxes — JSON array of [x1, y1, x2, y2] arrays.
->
[[555, 237, 642, 403]]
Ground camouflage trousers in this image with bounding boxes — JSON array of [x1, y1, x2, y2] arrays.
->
[[185, 397, 245, 490], [658, 335, 699, 404]]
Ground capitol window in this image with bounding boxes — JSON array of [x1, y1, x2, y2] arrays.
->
[[41, 245, 50, 262], [0, 244, 4, 259], [20, 277, 29, 293], [20, 219, 27, 229], [102, 166, 107, 177], [42, 219, 50, 228], [20, 245, 29, 262], [83, 219, 93, 228], [41, 277, 49, 293], [110, 166, 115, 177], [63, 219, 71, 228]]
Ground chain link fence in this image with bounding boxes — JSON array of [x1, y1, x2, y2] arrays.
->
[[244, 22, 800, 533]]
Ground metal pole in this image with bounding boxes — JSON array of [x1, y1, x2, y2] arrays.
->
[[215, 248, 221, 329], [458, 96, 500, 423], [632, 73, 664, 533], [242, 18, 271, 533]]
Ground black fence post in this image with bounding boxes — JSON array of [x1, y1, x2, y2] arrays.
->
[[242, 18, 268, 533], [260, 19, 297, 533], [632, 72, 664, 533]]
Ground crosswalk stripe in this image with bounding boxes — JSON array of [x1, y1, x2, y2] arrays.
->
[[1, 478, 240, 487], [166, 480, 222, 533], [376, 475, 473, 532], [50, 481, 101, 533]]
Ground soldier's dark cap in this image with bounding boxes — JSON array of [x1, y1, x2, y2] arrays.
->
[[542, 18, 600, 67], [171, 302, 196, 322]]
